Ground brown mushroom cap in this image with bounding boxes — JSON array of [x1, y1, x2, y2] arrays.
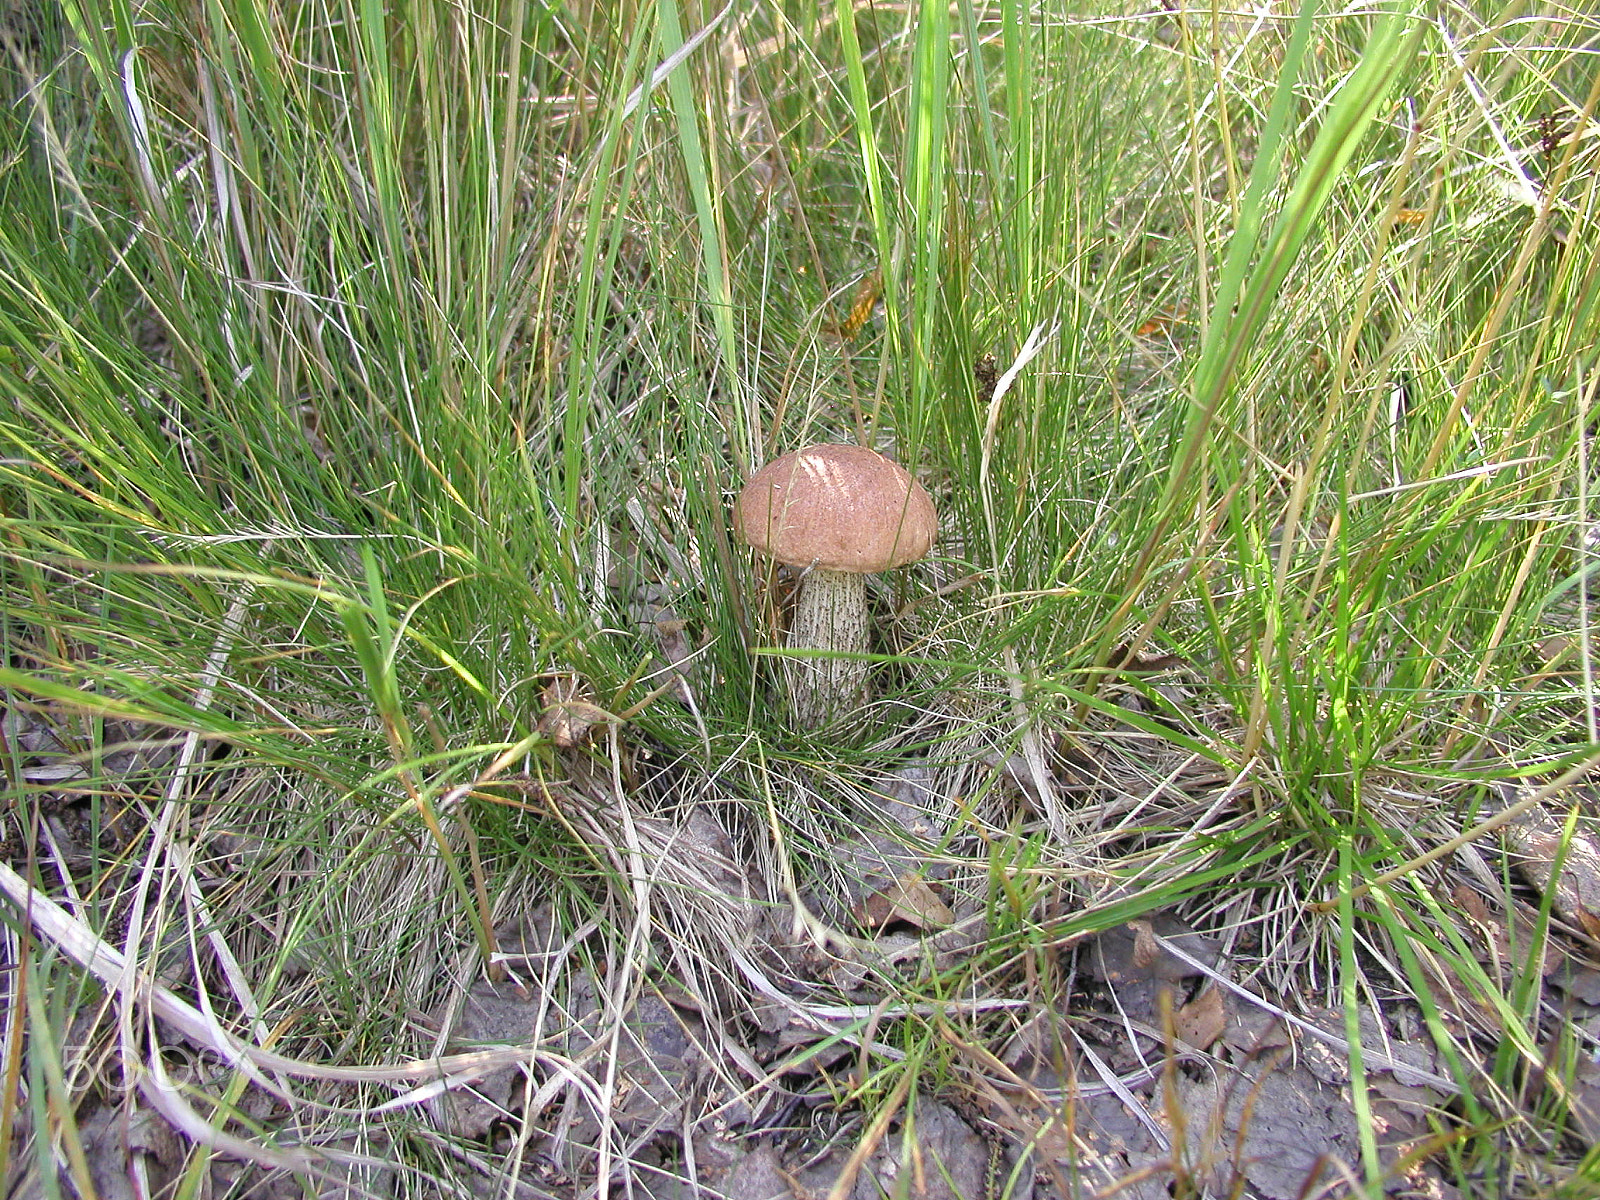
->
[[735, 444, 937, 572]]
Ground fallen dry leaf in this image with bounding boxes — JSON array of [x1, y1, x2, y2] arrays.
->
[[630, 586, 704, 704], [562, 987, 707, 1139], [1295, 1005, 1445, 1095], [853, 873, 955, 932], [822, 269, 883, 340], [1564, 1021, 1600, 1144], [1180, 1052, 1364, 1200], [795, 1099, 991, 1200], [820, 832, 953, 935], [1106, 641, 1188, 673], [716, 1143, 794, 1200], [537, 677, 612, 748], [1501, 802, 1600, 940], [1174, 984, 1228, 1050], [956, 1039, 1171, 1200], [77, 1103, 184, 1200], [1088, 916, 1219, 986], [1550, 959, 1600, 1005], [1452, 883, 1566, 981], [1222, 1005, 1293, 1057], [426, 974, 541, 1137], [207, 1139, 395, 1200], [1086, 914, 1220, 1024], [1214, 1004, 1450, 1195], [861, 761, 950, 841]]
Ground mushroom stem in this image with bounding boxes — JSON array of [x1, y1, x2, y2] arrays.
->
[[785, 568, 871, 728]]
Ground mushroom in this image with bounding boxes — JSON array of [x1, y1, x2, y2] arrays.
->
[[735, 444, 937, 727]]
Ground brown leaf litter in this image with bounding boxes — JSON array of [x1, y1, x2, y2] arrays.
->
[[13, 682, 1600, 1198], [932, 912, 1464, 1200], [1501, 795, 1600, 942], [537, 676, 614, 749]]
